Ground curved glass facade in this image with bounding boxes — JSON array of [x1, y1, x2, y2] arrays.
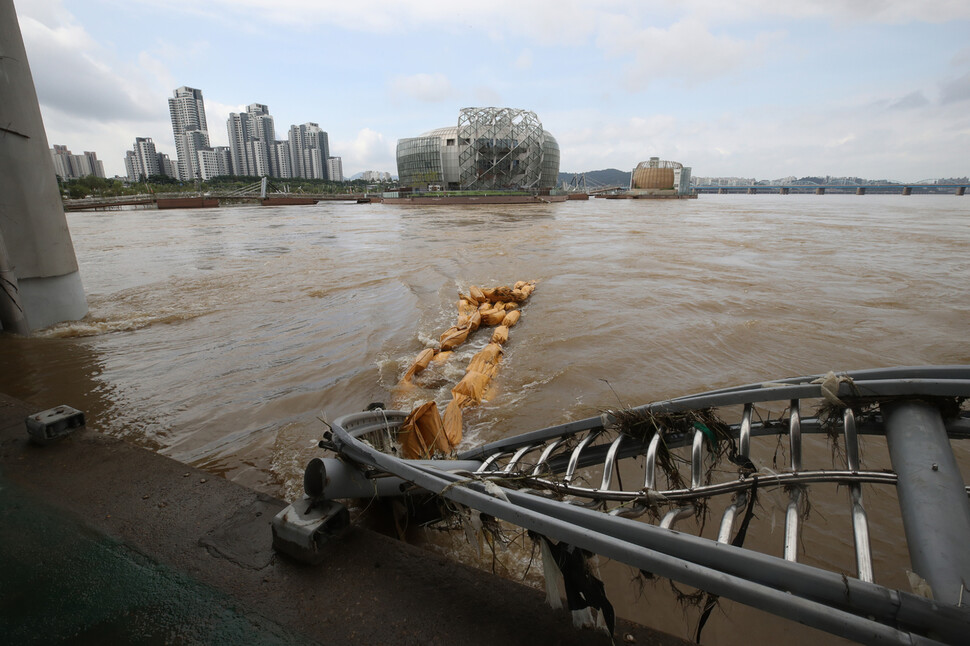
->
[[540, 133, 560, 190], [396, 107, 560, 192], [396, 136, 443, 189]]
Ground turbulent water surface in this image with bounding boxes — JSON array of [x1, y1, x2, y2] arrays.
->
[[2, 195, 968, 643]]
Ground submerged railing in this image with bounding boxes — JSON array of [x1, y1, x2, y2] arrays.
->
[[274, 366, 970, 645]]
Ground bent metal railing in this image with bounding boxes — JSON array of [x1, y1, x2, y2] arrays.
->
[[274, 366, 970, 645]]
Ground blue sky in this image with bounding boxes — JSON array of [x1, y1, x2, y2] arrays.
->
[[15, 0, 970, 180]]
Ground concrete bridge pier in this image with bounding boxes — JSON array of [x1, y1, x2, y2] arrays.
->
[[0, 0, 87, 333], [856, 187, 866, 195], [815, 187, 825, 195], [779, 187, 789, 195], [957, 187, 965, 196], [902, 186, 912, 196]]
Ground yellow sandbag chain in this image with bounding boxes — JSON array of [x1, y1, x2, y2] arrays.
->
[[397, 280, 536, 459]]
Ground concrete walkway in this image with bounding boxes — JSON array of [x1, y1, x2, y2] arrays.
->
[[0, 393, 689, 645]]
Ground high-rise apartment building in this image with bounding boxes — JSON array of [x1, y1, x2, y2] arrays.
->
[[124, 137, 160, 180], [247, 104, 277, 178], [327, 156, 343, 182], [158, 153, 175, 178], [227, 111, 253, 177], [227, 103, 282, 178], [168, 86, 210, 181], [224, 104, 335, 181], [197, 146, 232, 180], [275, 142, 292, 178], [124, 137, 177, 181], [50, 145, 105, 180], [287, 122, 330, 180]]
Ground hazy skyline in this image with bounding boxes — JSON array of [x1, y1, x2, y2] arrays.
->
[[16, 0, 970, 180]]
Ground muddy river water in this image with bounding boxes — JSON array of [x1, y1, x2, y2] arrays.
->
[[2, 194, 967, 643]]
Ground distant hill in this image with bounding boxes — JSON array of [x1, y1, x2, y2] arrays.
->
[[558, 168, 631, 189]]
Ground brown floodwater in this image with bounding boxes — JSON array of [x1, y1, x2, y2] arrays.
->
[[2, 194, 968, 643]]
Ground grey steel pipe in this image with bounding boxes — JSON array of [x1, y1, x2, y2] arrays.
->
[[784, 399, 802, 562], [305, 457, 483, 500], [844, 408, 874, 583], [882, 400, 970, 606]]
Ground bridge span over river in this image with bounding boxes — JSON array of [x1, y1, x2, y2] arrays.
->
[[693, 183, 968, 195]]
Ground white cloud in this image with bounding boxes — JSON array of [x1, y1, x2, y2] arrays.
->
[[333, 128, 396, 176], [940, 72, 970, 105], [596, 18, 781, 90], [18, 13, 163, 122], [389, 73, 455, 103], [514, 49, 533, 70], [677, 0, 970, 24], [473, 86, 504, 106]]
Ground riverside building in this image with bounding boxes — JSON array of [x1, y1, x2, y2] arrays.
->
[[124, 137, 177, 181], [168, 86, 210, 181], [395, 107, 559, 192], [50, 145, 105, 180]]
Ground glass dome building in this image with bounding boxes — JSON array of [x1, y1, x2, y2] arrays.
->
[[396, 107, 559, 192]]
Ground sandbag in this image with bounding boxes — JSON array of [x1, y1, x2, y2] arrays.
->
[[467, 353, 499, 377], [456, 314, 470, 328], [399, 405, 433, 459], [478, 300, 492, 312], [402, 348, 435, 382], [467, 310, 482, 332], [478, 343, 504, 363], [491, 325, 509, 345], [440, 326, 459, 342], [514, 280, 528, 290], [433, 350, 453, 364], [442, 398, 463, 448], [440, 326, 471, 351], [452, 370, 490, 404], [451, 392, 472, 409], [490, 285, 518, 302], [467, 344, 503, 376], [458, 299, 478, 316], [469, 285, 486, 304], [413, 400, 451, 455], [504, 302, 519, 311], [502, 310, 521, 327], [482, 308, 506, 326]]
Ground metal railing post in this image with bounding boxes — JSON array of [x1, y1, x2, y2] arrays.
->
[[882, 400, 970, 605]]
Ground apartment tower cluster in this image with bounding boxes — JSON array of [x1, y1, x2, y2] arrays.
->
[[50, 145, 105, 180], [124, 86, 342, 183]]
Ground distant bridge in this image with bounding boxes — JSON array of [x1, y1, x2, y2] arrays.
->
[[693, 184, 967, 196]]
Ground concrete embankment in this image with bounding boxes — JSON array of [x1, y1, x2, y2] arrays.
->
[[0, 392, 688, 645]]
